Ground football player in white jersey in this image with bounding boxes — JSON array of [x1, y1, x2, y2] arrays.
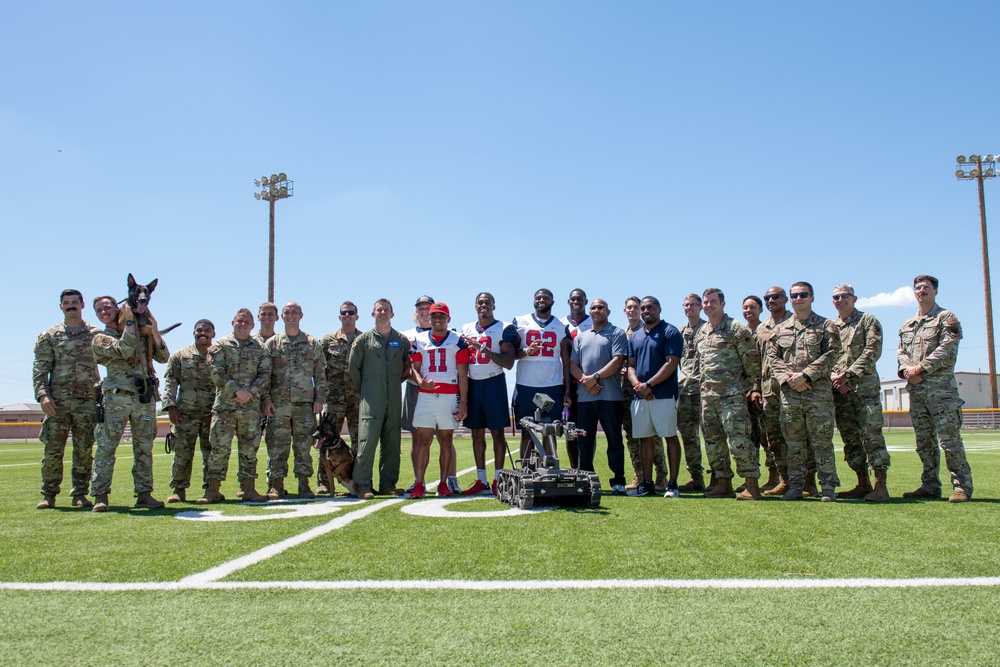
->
[[511, 288, 572, 457], [401, 296, 434, 494], [407, 302, 469, 499], [460, 292, 518, 495], [561, 288, 593, 468]]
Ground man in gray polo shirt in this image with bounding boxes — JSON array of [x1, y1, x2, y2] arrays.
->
[[569, 298, 629, 495]]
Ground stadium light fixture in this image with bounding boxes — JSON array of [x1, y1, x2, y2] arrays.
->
[[252, 172, 294, 303], [955, 152, 1000, 408]]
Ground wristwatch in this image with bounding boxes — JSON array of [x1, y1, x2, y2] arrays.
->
[[845, 370, 855, 379], [593, 372, 602, 381]]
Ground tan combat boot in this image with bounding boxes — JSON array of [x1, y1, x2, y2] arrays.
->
[[837, 469, 873, 499], [704, 473, 719, 494], [240, 478, 267, 503], [736, 477, 762, 500], [267, 478, 285, 500], [677, 474, 706, 493], [92, 493, 109, 512], [36, 494, 56, 510], [948, 488, 970, 503], [704, 477, 735, 498], [166, 488, 186, 503], [71, 495, 93, 508], [135, 491, 166, 509], [764, 467, 789, 495], [865, 470, 889, 503], [803, 473, 818, 498], [195, 479, 223, 505], [625, 475, 641, 491], [761, 466, 780, 491], [654, 473, 668, 493], [297, 476, 316, 499]]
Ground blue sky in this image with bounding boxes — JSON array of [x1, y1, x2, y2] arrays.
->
[[2, 2, 999, 405]]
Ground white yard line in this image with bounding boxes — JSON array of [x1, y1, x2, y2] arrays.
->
[[180, 462, 485, 584], [2, 576, 999, 592]]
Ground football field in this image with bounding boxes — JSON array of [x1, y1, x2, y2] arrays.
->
[[1, 429, 998, 666]]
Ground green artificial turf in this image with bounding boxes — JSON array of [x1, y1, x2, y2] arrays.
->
[[0, 429, 997, 665]]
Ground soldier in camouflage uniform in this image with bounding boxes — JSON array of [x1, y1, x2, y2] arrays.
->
[[676, 294, 707, 492], [757, 286, 796, 495], [696, 289, 762, 499], [620, 296, 667, 490], [90, 296, 170, 511], [317, 301, 362, 494], [766, 281, 841, 501], [162, 319, 216, 502], [199, 308, 271, 503], [262, 302, 327, 499], [249, 301, 279, 491], [32, 289, 102, 509], [742, 295, 777, 488], [897, 275, 973, 503], [830, 284, 891, 502]]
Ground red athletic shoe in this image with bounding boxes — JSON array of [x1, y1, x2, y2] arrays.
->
[[409, 482, 426, 499], [436, 482, 454, 497], [462, 480, 490, 496], [491, 479, 498, 496]]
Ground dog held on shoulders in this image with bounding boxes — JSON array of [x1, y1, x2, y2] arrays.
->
[[312, 413, 358, 497], [119, 274, 180, 402]]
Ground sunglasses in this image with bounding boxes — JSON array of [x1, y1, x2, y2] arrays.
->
[[832, 294, 854, 301], [790, 292, 811, 299], [763, 294, 785, 301], [340, 310, 357, 316]]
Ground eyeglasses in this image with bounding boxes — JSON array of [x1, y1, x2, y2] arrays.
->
[[590, 305, 607, 310], [789, 292, 811, 299], [340, 310, 357, 316], [763, 294, 785, 301], [832, 294, 853, 301]]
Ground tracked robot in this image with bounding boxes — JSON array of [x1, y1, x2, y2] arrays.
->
[[496, 393, 602, 509]]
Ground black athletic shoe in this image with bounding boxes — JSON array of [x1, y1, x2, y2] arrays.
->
[[636, 480, 656, 497]]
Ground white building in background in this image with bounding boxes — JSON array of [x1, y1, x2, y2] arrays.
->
[[880, 372, 1000, 411]]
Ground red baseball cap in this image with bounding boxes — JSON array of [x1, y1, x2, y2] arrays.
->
[[429, 302, 450, 316]]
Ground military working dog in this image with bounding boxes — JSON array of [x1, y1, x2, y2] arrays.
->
[[312, 412, 358, 497], [117, 274, 180, 401]]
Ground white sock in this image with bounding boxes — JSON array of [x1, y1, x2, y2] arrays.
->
[[477, 469, 487, 485]]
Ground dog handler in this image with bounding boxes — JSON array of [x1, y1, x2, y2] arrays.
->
[[90, 296, 170, 511]]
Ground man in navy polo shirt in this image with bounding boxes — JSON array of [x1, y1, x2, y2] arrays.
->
[[626, 296, 684, 497]]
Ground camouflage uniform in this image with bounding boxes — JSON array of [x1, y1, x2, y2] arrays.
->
[[162, 344, 215, 490], [251, 331, 276, 451], [757, 313, 791, 471], [33, 321, 101, 498], [91, 326, 169, 496], [264, 331, 327, 483], [767, 312, 841, 491], [205, 335, 270, 481], [321, 328, 361, 449], [678, 319, 706, 477], [746, 326, 767, 466], [832, 309, 890, 473], [898, 305, 973, 496], [695, 315, 761, 479], [622, 323, 666, 479]]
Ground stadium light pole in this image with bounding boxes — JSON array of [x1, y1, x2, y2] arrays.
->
[[955, 154, 999, 409], [253, 173, 294, 303]]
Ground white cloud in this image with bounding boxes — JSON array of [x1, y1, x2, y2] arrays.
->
[[856, 286, 915, 308]]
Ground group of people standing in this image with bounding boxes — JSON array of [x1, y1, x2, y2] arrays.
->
[[30, 274, 974, 511]]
